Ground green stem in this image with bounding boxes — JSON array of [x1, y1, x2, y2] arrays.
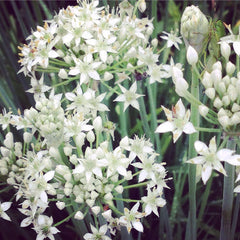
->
[[123, 181, 148, 189], [186, 66, 199, 240], [220, 138, 236, 240], [137, 81, 153, 143]]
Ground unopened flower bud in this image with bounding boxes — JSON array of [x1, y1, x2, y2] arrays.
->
[[218, 115, 230, 129], [232, 103, 240, 112], [4, 132, 14, 149], [138, 0, 146, 13], [104, 72, 113, 81], [187, 46, 198, 65], [74, 211, 84, 220], [212, 61, 222, 71], [205, 88, 215, 99], [115, 185, 124, 194], [226, 61, 236, 76], [211, 69, 222, 88], [151, 38, 158, 48], [75, 132, 86, 147], [217, 82, 226, 95], [91, 206, 100, 215], [181, 5, 209, 53], [220, 42, 231, 61], [228, 84, 238, 101], [175, 77, 189, 97], [23, 132, 33, 143], [198, 105, 209, 117], [86, 131, 95, 143], [202, 71, 212, 88], [231, 113, 240, 125], [213, 97, 223, 109], [63, 146, 72, 156], [58, 69, 68, 79], [56, 201, 65, 210], [222, 95, 230, 107], [222, 75, 230, 87], [93, 116, 103, 132]]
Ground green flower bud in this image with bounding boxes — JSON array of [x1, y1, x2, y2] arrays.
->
[[181, 5, 209, 53]]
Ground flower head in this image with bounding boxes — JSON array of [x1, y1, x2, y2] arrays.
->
[[114, 82, 143, 111], [187, 136, 240, 184], [155, 99, 196, 143]]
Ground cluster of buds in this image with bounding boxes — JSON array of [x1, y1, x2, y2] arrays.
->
[[201, 56, 240, 131], [180, 5, 209, 54]]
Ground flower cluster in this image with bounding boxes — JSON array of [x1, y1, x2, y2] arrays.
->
[[201, 53, 240, 131], [18, 0, 169, 100], [0, 1, 172, 239]]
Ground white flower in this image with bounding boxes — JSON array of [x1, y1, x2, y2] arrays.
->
[[220, 25, 240, 56], [141, 187, 166, 216], [114, 81, 143, 111], [69, 54, 101, 84], [161, 30, 182, 50], [34, 215, 59, 240], [186, 45, 198, 65], [155, 99, 196, 143], [119, 202, 145, 233], [84, 224, 111, 240], [0, 202, 12, 221], [187, 136, 239, 184]]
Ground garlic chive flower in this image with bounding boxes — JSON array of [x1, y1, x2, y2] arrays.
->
[[84, 224, 111, 240], [114, 81, 143, 112], [155, 99, 196, 143], [187, 137, 240, 184], [161, 30, 182, 50]]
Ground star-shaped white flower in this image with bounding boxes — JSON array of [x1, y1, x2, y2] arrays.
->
[[155, 99, 196, 143], [114, 82, 143, 111], [119, 202, 145, 233], [84, 224, 111, 240], [187, 136, 240, 184], [161, 30, 182, 50]]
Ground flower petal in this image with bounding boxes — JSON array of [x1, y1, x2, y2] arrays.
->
[[155, 121, 174, 133]]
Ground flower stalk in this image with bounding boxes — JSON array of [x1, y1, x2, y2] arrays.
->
[[220, 137, 236, 240]]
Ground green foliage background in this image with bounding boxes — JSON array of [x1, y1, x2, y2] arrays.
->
[[1, 0, 240, 239]]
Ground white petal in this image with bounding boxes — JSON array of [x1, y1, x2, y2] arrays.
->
[[88, 70, 100, 80], [202, 165, 212, 184], [234, 185, 240, 193], [233, 42, 240, 56], [48, 50, 59, 58], [183, 122, 196, 134], [187, 156, 205, 165], [1, 202, 12, 211], [155, 121, 174, 133], [44, 170, 55, 182], [217, 149, 235, 161], [100, 50, 107, 62], [65, 92, 76, 101], [132, 221, 143, 232], [21, 217, 32, 227], [69, 68, 80, 76], [173, 129, 183, 143], [1, 212, 11, 221], [175, 99, 186, 118], [225, 155, 240, 166], [209, 137, 217, 153], [139, 170, 147, 182], [194, 141, 209, 155]]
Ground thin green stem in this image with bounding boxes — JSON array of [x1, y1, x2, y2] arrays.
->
[[220, 138, 236, 240], [186, 65, 199, 240], [123, 181, 148, 189]]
